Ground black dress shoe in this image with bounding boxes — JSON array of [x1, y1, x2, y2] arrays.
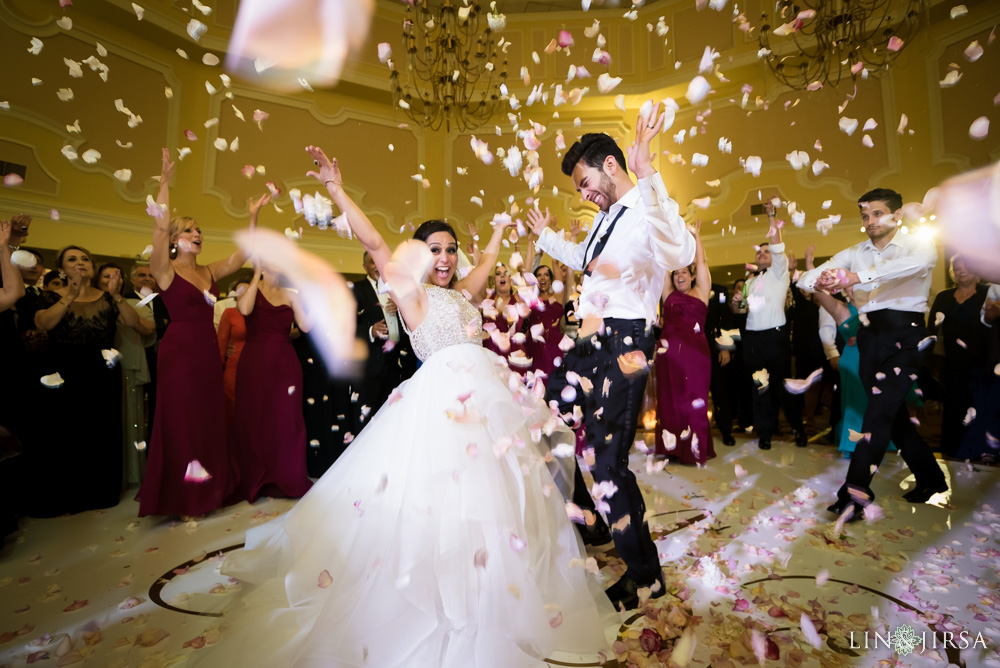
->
[[795, 430, 808, 448], [826, 499, 847, 515], [826, 499, 863, 522], [902, 482, 948, 503], [604, 572, 667, 610], [722, 435, 736, 446], [758, 438, 771, 450]]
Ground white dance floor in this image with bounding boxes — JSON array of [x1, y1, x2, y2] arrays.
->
[[1, 433, 998, 667]]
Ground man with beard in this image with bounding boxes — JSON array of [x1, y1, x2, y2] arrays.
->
[[796, 188, 945, 519], [526, 103, 696, 610]]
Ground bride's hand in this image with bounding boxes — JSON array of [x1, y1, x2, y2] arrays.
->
[[305, 146, 343, 192]]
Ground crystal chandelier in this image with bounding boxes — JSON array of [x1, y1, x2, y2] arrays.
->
[[758, 0, 924, 89], [389, 0, 508, 132]]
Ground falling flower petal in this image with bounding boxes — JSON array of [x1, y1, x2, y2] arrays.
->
[[686, 75, 711, 104], [887, 36, 904, 51], [41, 373, 65, 389], [597, 73, 621, 93], [969, 116, 989, 140], [184, 459, 212, 483], [317, 570, 333, 588]]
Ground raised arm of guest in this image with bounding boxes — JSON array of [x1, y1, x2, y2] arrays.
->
[[464, 221, 482, 267], [150, 149, 176, 288], [455, 217, 516, 298], [689, 220, 711, 305], [237, 262, 261, 317], [209, 193, 269, 283], [0, 219, 26, 312]]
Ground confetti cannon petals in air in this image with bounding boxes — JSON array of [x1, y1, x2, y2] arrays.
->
[[226, 0, 374, 91]]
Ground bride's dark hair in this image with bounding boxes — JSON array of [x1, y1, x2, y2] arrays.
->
[[413, 220, 459, 287], [412, 219, 457, 244]]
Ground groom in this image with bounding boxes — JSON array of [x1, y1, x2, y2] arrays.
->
[[528, 103, 696, 609]]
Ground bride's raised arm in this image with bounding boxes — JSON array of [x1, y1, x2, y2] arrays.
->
[[306, 145, 427, 327]]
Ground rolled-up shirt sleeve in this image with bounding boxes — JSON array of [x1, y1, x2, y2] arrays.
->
[[818, 308, 840, 359], [535, 226, 590, 272], [639, 172, 696, 270]]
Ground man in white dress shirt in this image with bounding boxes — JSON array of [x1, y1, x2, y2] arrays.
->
[[738, 200, 806, 450], [527, 104, 696, 610], [796, 188, 946, 518]]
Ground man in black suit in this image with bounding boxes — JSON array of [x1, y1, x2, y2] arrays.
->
[[350, 252, 417, 434], [706, 283, 737, 446]]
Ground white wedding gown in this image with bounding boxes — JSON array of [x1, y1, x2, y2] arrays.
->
[[206, 285, 616, 667]]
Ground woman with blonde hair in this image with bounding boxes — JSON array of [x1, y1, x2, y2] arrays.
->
[[137, 148, 269, 518]]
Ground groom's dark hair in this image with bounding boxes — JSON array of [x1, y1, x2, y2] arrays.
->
[[561, 133, 628, 177]]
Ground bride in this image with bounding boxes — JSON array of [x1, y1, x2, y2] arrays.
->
[[205, 146, 616, 667]]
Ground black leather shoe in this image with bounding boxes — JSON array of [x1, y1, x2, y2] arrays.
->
[[722, 435, 736, 446], [758, 438, 771, 450], [604, 572, 667, 610], [826, 499, 863, 522], [795, 430, 808, 448], [578, 520, 613, 547], [826, 499, 846, 515], [902, 482, 948, 503]]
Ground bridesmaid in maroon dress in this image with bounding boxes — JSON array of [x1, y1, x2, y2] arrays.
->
[[138, 148, 269, 518], [525, 264, 566, 377], [481, 263, 527, 366], [654, 221, 716, 465], [232, 264, 312, 502]]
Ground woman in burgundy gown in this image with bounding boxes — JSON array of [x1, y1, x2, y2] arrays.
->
[[481, 263, 527, 368], [138, 148, 269, 517], [525, 264, 566, 377], [232, 265, 312, 502], [654, 221, 716, 465]]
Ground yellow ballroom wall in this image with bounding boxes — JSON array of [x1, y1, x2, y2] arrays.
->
[[1, 0, 997, 290]]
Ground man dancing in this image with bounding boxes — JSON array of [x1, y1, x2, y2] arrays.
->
[[527, 103, 695, 609], [796, 188, 946, 519]]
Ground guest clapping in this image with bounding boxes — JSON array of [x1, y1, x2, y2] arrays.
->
[[30, 246, 141, 515]]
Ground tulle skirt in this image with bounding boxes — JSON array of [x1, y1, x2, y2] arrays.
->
[[203, 344, 615, 668]]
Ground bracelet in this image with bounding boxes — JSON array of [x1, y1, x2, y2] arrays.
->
[[324, 179, 342, 187]]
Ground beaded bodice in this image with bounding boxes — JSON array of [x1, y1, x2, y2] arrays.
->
[[405, 285, 483, 361]]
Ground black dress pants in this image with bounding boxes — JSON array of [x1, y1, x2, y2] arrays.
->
[[838, 310, 945, 503], [568, 318, 661, 585], [743, 326, 804, 441]]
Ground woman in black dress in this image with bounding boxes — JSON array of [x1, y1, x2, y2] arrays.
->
[[928, 255, 990, 456], [30, 246, 141, 516]]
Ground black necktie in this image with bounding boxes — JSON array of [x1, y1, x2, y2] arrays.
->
[[583, 206, 627, 277]]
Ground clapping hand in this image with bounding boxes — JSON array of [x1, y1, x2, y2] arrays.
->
[[106, 267, 124, 297], [525, 207, 552, 237], [568, 218, 582, 238], [372, 319, 389, 339]]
